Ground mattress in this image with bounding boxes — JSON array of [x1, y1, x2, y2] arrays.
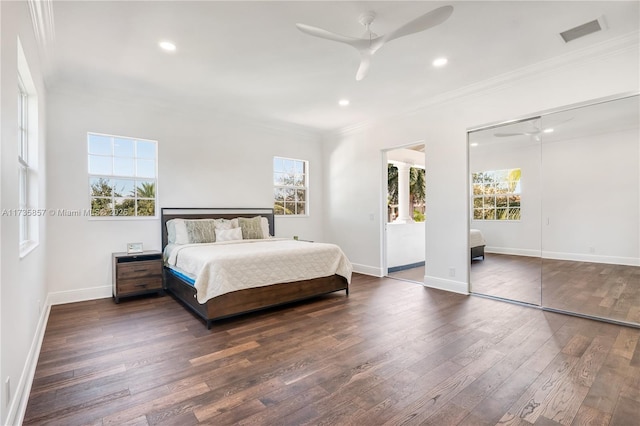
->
[[470, 229, 486, 248], [164, 238, 352, 303]]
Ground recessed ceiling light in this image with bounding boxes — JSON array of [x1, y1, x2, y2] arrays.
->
[[159, 41, 176, 52], [338, 99, 350, 107], [470, 142, 479, 147], [432, 57, 448, 67], [543, 128, 554, 133]]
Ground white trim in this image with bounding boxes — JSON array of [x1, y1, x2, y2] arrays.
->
[[484, 247, 639, 267], [424, 276, 469, 295], [5, 295, 51, 426], [541, 251, 640, 267], [47, 285, 112, 306], [351, 263, 383, 277], [485, 247, 542, 258], [19, 240, 39, 259]]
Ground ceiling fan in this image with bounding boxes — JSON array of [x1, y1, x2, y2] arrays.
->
[[494, 118, 574, 139], [296, 5, 454, 81]]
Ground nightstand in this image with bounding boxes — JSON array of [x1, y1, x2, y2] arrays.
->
[[112, 251, 163, 303]]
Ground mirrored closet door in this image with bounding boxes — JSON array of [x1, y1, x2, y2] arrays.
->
[[469, 94, 639, 327], [540, 95, 639, 325], [468, 118, 542, 306]]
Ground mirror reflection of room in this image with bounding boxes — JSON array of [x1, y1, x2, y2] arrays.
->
[[469, 94, 639, 326], [469, 118, 542, 305], [540, 95, 639, 325]]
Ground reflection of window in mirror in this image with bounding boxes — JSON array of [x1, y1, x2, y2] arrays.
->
[[472, 168, 521, 220]]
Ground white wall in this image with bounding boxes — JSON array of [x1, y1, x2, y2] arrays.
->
[[322, 41, 639, 294], [387, 222, 425, 269], [46, 89, 325, 300], [542, 127, 639, 265], [0, 2, 48, 424]]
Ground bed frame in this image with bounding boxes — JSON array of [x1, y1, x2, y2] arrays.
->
[[161, 208, 349, 328], [471, 245, 485, 261]]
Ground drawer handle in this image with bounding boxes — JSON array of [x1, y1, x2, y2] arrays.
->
[[133, 268, 148, 273], [135, 283, 148, 287]]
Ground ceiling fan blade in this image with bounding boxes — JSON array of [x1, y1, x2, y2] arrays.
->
[[494, 132, 535, 137], [296, 23, 362, 46], [384, 5, 454, 43], [355, 53, 372, 81]]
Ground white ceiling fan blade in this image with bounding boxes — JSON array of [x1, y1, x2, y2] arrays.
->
[[355, 53, 372, 81], [296, 23, 363, 47], [494, 132, 536, 137], [384, 5, 454, 43]]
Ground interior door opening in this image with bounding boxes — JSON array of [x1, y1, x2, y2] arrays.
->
[[383, 143, 426, 284]]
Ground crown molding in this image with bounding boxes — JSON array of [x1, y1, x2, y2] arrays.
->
[[28, 0, 55, 50], [28, 0, 55, 75], [335, 30, 640, 137]]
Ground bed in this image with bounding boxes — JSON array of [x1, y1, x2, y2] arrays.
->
[[161, 208, 351, 328], [470, 228, 486, 261]]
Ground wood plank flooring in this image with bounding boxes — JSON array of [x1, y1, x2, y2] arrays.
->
[[24, 274, 640, 425], [470, 253, 640, 325], [471, 254, 542, 306]]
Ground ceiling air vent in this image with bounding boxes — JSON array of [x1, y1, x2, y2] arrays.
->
[[560, 17, 606, 43]]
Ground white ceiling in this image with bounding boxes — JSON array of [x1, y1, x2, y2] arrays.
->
[[41, 1, 639, 133]]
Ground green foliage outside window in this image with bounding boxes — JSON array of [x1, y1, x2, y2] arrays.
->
[[472, 168, 521, 220]]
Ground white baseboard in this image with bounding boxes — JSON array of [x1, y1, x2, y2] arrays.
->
[[486, 247, 639, 267], [48, 285, 112, 306], [485, 247, 541, 257], [6, 295, 52, 426], [351, 263, 384, 277], [541, 251, 639, 267], [424, 275, 469, 295]]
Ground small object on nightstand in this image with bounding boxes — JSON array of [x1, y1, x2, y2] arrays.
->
[[127, 242, 143, 254], [112, 251, 163, 303]]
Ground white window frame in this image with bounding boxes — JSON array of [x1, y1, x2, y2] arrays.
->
[[273, 156, 309, 216], [472, 168, 522, 221], [87, 133, 158, 219], [18, 77, 29, 244], [18, 38, 40, 258]]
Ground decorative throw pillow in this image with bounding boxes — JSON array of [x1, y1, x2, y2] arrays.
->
[[239, 216, 265, 239], [261, 216, 271, 238], [167, 219, 190, 244], [215, 227, 243, 242], [184, 219, 217, 243], [214, 218, 236, 231]]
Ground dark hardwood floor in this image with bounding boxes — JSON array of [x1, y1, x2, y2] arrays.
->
[[471, 253, 542, 306], [471, 253, 640, 325], [25, 274, 640, 425]]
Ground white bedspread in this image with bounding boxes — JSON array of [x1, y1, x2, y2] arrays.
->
[[470, 229, 486, 248], [165, 239, 353, 303]]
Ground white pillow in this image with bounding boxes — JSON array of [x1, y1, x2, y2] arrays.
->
[[167, 219, 190, 244], [214, 218, 238, 231], [261, 216, 271, 238], [215, 227, 243, 242]]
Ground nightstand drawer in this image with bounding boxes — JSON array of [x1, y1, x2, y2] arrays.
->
[[117, 260, 162, 280], [117, 276, 163, 294], [112, 251, 164, 303]]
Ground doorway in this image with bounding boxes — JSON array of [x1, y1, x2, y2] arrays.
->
[[383, 143, 426, 284]]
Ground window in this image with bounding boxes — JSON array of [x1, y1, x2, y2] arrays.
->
[[18, 77, 29, 244], [88, 133, 157, 217], [273, 157, 308, 215], [472, 168, 521, 220], [18, 37, 40, 256]]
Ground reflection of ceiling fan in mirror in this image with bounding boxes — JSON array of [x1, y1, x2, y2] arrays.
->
[[494, 118, 573, 138], [296, 5, 454, 81]]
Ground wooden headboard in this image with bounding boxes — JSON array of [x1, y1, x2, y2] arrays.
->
[[160, 208, 275, 249]]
